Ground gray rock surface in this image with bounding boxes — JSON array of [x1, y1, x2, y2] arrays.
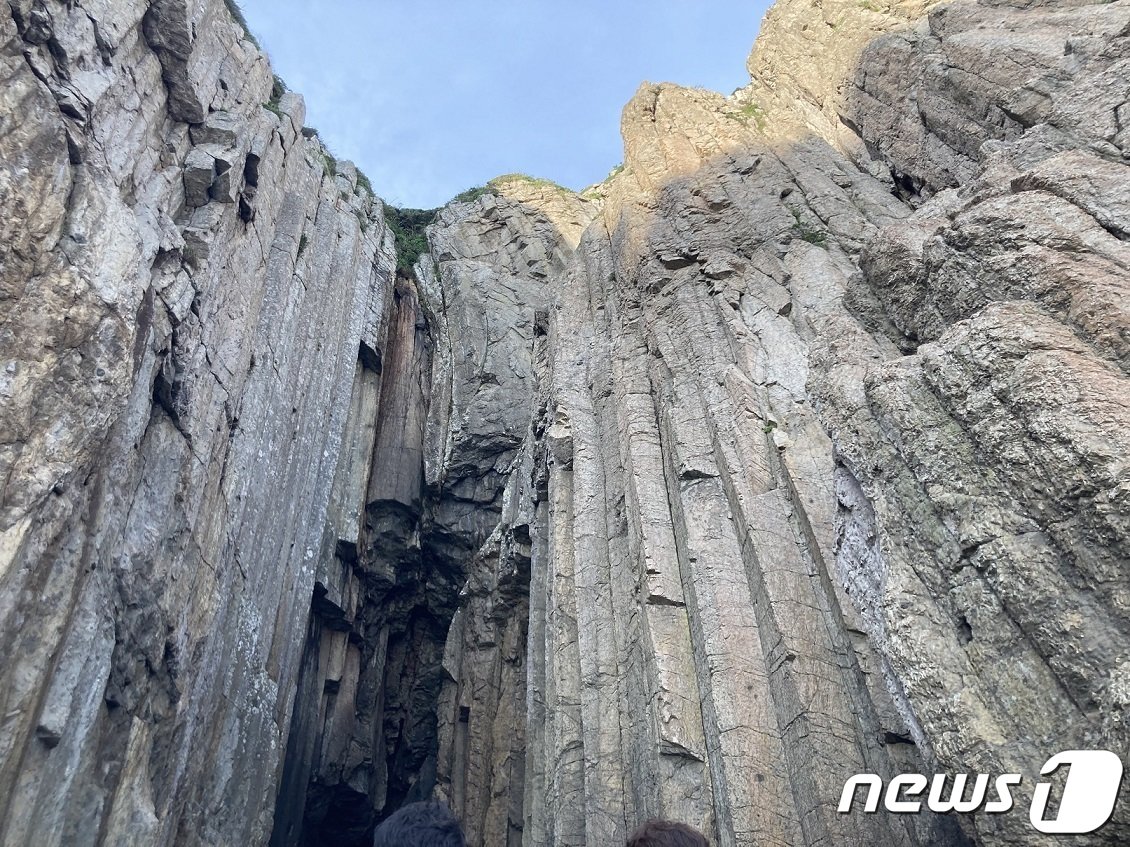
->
[[0, 0, 1127, 846], [0, 1, 396, 844], [425, 2, 1130, 846]]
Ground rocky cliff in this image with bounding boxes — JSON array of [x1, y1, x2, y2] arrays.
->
[[1, 1, 1127, 846], [1, 2, 395, 843]]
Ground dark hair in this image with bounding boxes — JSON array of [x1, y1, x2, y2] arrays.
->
[[373, 801, 465, 847], [626, 819, 710, 847]]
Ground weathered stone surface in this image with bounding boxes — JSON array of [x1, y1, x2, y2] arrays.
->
[[1, 0, 1128, 846], [0, 1, 395, 844], [842, 0, 1130, 196], [425, 3, 1129, 846]]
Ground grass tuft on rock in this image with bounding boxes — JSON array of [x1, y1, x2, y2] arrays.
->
[[726, 101, 768, 131], [790, 209, 827, 246], [264, 75, 286, 117], [383, 206, 438, 274], [356, 169, 374, 196], [488, 173, 571, 194], [222, 0, 259, 47], [452, 185, 498, 204], [319, 149, 337, 179]]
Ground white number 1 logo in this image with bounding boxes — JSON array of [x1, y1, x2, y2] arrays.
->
[[1029, 750, 1124, 834]]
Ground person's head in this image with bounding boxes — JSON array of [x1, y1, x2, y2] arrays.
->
[[627, 819, 710, 847], [373, 801, 465, 847]]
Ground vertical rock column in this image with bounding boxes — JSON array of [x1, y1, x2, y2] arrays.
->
[[270, 271, 442, 846], [516, 80, 971, 846], [0, 1, 396, 843], [428, 183, 600, 847]]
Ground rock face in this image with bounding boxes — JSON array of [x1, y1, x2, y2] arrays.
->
[[1, 1, 1128, 847], [0, 2, 395, 844]]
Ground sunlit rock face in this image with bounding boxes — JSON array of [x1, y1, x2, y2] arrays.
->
[[1, 1, 1127, 846]]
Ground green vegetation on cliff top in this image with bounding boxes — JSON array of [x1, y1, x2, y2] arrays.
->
[[383, 206, 438, 274], [489, 173, 571, 193], [452, 185, 497, 204], [223, 0, 259, 47]]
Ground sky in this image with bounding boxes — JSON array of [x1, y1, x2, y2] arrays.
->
[[238, 1, 773, 209]]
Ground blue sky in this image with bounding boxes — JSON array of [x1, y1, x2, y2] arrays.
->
[[238, 2, 773, 208]]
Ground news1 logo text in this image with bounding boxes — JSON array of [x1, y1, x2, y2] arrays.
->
[[838, 750, 1124, 834]]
